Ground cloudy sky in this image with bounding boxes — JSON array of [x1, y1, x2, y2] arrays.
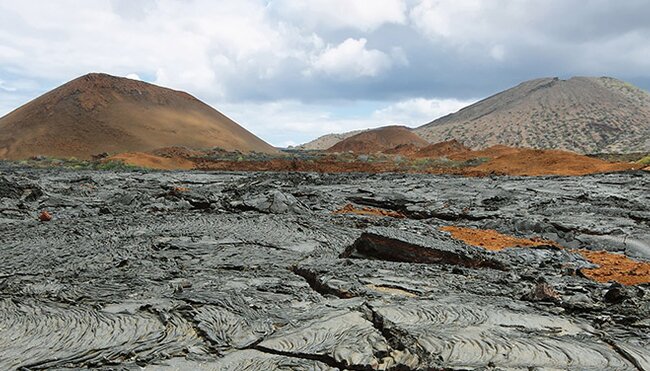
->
[[1, 0, 649, 146]]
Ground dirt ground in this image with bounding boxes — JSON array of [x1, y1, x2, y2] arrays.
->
[[107, 144, 642, 177], [441, 226, 650, 286], [578, 250, 650, 286], [108, 152, 195, 170], [440, 226, 560, 251]]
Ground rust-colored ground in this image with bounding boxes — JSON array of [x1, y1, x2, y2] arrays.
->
[[413, 139, 471, 158], [440, 226, 559, 251], [470, 147, 640, 176], [333, 203, 405, 218], [109, 150, 639, 177], [107, 152, 195, 170], [107, 141, 640, 177], [448, 145, 522, 161], [577, 250, 650, 286], [442, 226, 650, 286]]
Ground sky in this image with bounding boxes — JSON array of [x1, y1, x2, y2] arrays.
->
[[1, 0, 649, 147]]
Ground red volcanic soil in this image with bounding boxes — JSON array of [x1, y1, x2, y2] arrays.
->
[[440, 226, 560, 252], [0, 73, 278, 160], [578, 250, 650, 286], [468, 147, 640, 176], [108, 152, 195, 170], [109, 143, 640, 176], [442, 226, 650, 286], [413, 139, 471, 158], [327, 126, 429, 154]]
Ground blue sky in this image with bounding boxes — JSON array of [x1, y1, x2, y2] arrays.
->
[[1, 0, 649, 146]]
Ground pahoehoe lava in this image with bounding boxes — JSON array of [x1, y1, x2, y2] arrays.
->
[[0, 165, 649, 370]]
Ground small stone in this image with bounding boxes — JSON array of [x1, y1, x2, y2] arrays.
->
[[38, 210, 52, 222], [564, 293, 596, 310], [524, 282, 560, 302], [604, 283, 632, 304]]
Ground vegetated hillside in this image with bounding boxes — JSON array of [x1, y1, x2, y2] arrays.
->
[[0, 73, 278, 159], [327, 125, 429, 153], [415, 77, 650, 154], [296, 129, 366, 150]]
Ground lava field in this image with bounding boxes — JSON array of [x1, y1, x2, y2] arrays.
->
[[1, 166, 649, 370]]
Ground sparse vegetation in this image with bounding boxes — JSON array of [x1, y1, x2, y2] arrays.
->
[[3, 157, 147, 172], [639, 155, 650, 165]]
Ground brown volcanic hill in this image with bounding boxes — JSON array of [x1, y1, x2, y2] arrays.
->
[[0, 73, 278, 159], [326, 125, 428, 153], [415, 77, 650, 154]]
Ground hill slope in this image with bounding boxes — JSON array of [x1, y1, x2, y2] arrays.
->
[[0, 73, 278, 159], [327, 125, 428, 153], [296, 129, 366, 150], [415, 77, 650, 154]]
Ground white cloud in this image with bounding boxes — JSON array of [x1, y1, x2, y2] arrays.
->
[[0, 80, 17, 92], [310, 38, 393, 78], [410, 0, 485, 39], [490, 45, 506, 61], [0, 0, 321, 99], [219, 97, 475, 146], [271, 0, 407, 31], [372, 98, 476, 126], [1, 0, 649, 146], [125, 73, 141, 81], [408, 0, 520, 60]]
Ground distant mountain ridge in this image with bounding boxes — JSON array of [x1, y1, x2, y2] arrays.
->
[[0, 73, 278, 159], [414, 77, 650, 154], [295, 129, 367, 150], [326, 125, 428, 153]]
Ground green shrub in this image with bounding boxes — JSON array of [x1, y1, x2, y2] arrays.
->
[[638, 155, 650, 165]]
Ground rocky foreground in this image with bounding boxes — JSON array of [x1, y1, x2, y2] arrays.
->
[[0, 166, 649, 370]]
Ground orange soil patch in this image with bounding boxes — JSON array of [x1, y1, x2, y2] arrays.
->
[[414, 139, 471, 158], [333, 203, 405, 218], [440, 226, 559, 251], [442, 225, 650, 286], [153, 146, 205, 159], [448, 145, 522, 161], [382, 143, 421, 156], [470, 147, 640, 176], [578, 250, 650, 286], [106, 143, 638, 177], [108, 152, 195, 170]]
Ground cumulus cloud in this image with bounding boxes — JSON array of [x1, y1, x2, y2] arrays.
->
[[219, 100, 382, 146], [0, 0, 322, 99], [408, 0, 650, 70], [270, 0, 407, 31], [1, 0, 649, 143], [220, 97, 476, 146], [373, 98, 476, 125], [310, 38, 393, 78]]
